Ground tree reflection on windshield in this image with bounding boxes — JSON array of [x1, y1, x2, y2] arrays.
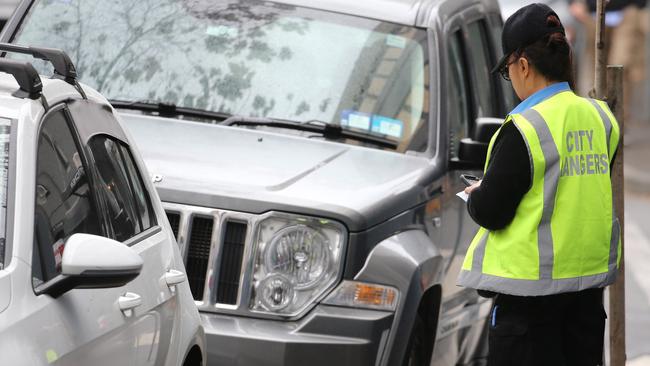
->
[[13, 0, 430, 153]]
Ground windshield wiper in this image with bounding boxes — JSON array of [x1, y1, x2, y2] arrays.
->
[[109, 100, 231, 121], [220, 116, 398, 150]]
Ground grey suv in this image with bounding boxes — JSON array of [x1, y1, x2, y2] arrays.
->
[[2, 0, 515, 364]]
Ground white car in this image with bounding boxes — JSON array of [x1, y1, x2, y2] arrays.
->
[[0, 44, 206, 366]]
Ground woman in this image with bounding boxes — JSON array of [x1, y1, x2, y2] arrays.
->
[[457, 3, 620, 366]]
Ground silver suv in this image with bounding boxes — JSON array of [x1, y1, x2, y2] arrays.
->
[[3, 0, 514, 364], [0, 45, 205, 366]]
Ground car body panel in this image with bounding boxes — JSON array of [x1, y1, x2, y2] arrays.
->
[[0, 0, 19, 19], [202, 305, 393, 365], [125, 113, 432, 232], [354, 229, 445, 365], [268, 0, 423, 26]]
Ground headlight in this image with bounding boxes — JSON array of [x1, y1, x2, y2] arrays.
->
[[250, 214, 346, 317]]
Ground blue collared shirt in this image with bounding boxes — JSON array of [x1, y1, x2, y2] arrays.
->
[[509, 82, 571, 115]]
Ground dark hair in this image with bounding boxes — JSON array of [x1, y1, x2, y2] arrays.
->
[[515, 15, 575, 88]]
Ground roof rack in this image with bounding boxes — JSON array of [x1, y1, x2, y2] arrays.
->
[[0, 43, 86, 100], [0, 43, 77, 84], [0, 58, 42, 99]]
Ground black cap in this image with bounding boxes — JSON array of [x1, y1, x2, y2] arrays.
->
[[492, 3, 565, 74]]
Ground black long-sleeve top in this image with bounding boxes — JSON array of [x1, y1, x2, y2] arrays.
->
[[467, 122, 531, 230]]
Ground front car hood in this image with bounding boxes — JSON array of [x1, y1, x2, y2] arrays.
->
[[122, 113, 435, 231]]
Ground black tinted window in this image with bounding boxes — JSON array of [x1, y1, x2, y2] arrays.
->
[[89, 137, 155, 242], [467, 20, 497, 118], [33, 110, 101, 284], [447, 31, 471, 159], [120, 144, 156, 230], [488, 15, 518, 114]]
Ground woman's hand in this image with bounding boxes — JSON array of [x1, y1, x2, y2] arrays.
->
[[464, 180, 482, 195]]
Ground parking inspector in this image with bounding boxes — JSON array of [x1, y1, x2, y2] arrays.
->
[[458, 3, 620, 366]]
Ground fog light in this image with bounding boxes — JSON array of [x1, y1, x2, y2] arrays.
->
[[258, 274, 295, 311]]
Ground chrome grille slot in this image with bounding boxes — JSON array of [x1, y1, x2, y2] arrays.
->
[[216, 221, 248, 305], [166, 211, 180, 239], [160, 202, 263, 316], [187, 216, 213, 301]]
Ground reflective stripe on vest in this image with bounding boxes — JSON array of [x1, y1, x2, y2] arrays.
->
[[588, 99, 621, 271], [458, 92, 620, 296]]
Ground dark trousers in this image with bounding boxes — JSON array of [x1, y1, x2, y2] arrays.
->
[[488, 288, 606, 366]]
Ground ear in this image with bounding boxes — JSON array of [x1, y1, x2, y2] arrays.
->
[[519, 57, 530, 78]]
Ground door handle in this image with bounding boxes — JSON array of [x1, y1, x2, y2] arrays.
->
[[164, 269, 187, 287], [118, 292, 142, 314]]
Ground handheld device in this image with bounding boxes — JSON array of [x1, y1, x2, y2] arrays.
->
[[460, 174, 481, 187]]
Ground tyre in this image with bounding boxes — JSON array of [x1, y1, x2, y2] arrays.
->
[[403, 314, 431, 366]]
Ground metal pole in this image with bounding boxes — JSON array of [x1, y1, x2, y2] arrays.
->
[[607, 65, 625, 366], [594, 0, 608, 98]]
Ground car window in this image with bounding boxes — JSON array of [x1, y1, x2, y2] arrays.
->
[[488, 14, 518, 114], [10, 0, 431, 153], [33, 109, 102, 285], [0, 118, 10, 270], [88, 137, 155, 242], [447, 31, 471, 159], [120, 145, 156, 231], [466, 20, 498, 118]]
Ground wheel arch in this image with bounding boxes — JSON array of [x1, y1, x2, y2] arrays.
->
[[353, 229, 444, 365], [182, 344, 203, 366]]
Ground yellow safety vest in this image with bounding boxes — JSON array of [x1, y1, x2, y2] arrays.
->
[[458, 90, 620, 296]]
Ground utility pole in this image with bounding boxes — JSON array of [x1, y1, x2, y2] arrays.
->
[[594, 0, 608, 98], [593, 0, 626, 365], [608, 65, 626, 366]]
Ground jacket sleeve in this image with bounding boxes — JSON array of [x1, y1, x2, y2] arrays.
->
[[467, 122, 532, 230]]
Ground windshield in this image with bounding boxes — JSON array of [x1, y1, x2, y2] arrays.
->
[[11, 0, 431, 153]]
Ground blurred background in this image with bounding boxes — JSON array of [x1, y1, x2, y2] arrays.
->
[[0, 0, 648, 365]]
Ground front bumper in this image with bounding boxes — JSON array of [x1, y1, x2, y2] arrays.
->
[[202, 305, 394, 365]]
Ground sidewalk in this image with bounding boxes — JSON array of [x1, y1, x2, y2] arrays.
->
[[624, 120, 650, 196], [623, 118, 650, 366], [629, 356, 650, 366]]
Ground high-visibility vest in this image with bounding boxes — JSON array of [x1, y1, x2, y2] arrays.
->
[[457, 90, 620, 296]]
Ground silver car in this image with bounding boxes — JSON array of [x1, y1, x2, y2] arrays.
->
[[3, 0, 514, 364], [0, 45, 205, 365]]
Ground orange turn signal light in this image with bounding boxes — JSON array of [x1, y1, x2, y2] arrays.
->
[[354, 283, 397, 306], [323, 281, 399, 311]]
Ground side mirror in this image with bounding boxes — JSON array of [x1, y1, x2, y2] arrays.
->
[[454, 117, 503, 169], [472, 117, 503, 143], [35, 234, 143, 298]]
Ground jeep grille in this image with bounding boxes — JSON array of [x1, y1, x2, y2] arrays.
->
[[163, 202, 255, 313], [187, 216, 213, 300], [166, 211, 180, 240], [217, 221, 247, 304]]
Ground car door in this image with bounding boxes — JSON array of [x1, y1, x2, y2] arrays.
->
[[439, 15, 506, 296], [433, 10, 504, 366], [30, 104, 138, 365], [431, 24, 484, 366], [28, 99, 181, 365], [66, 99, 181, 365], [450, 17, 504, 277]]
